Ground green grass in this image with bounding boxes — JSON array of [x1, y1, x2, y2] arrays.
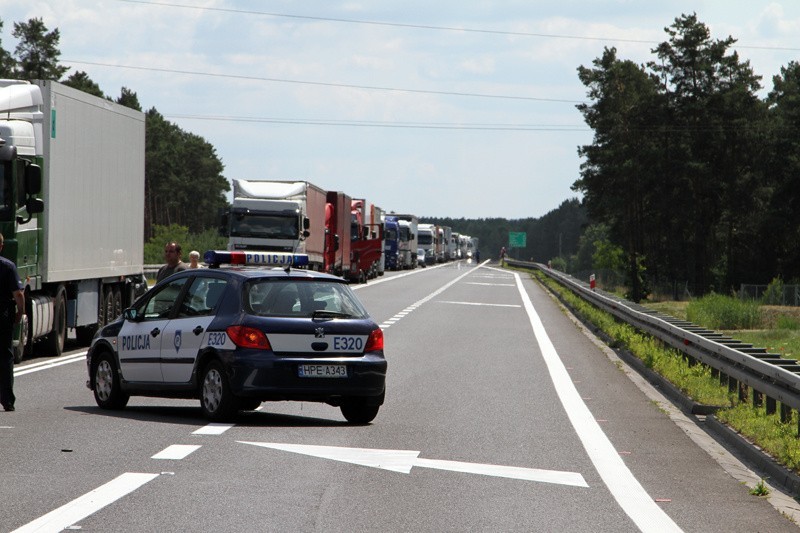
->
[[687, 293, 762, 330], [531, 270, 800, 475]]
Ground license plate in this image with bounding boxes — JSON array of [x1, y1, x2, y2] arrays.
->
[[298, 364, 348, 378]]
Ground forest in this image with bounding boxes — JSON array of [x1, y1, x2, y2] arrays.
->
[[2, 14, 799, 301]]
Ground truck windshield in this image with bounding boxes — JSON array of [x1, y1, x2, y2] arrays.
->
[[399, 227, 410, 241], [418, 233, 432, 245], [231, 214, 298, 239], [385, 228, 397, 241]]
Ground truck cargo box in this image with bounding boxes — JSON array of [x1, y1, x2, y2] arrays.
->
[[37, 81, 145, 282]]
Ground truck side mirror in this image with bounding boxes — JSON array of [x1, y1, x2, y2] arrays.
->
[[303, 230, 310, 238], [335, 234, 340, 252], [25, 164, 42, 194], [303, 217, 310, 230]]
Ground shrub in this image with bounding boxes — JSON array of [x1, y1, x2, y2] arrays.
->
[[686, 293, 762, 330], [762, 277, 785, 306]]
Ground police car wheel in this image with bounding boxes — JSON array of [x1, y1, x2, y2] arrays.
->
[[93, 353, 129, 410], [200, 360, 239, 421], [340, 399, 380, 424]]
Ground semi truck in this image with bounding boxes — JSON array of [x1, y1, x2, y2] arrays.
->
[[222, 180, 355, 278], [383, 215, 400, 271], [370, 203, 386, 276], [0, 80, 147, 361], [223, 179, 327, 269], [393, 214, 418, 269], [350, 199, 383, 282], [325, 191, 352, 277], [417, 223, 436, 266]]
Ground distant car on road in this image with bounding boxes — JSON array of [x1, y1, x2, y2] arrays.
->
[[417, 248, 426, 268], [86, 251, 386, 423]]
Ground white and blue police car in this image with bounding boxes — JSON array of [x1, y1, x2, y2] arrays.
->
[[86, 251, 386, 423]]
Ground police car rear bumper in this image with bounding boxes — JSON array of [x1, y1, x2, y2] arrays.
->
[[225, 351, 387, 402]]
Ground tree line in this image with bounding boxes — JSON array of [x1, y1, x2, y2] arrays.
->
[[3, 14, 798, 298], [573, 13, 800, 301]]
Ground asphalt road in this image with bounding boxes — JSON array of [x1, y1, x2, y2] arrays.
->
[[1, 261, 797, 532]]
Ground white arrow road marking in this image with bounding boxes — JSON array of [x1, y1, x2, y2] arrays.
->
[[238, 442, 588, 488]]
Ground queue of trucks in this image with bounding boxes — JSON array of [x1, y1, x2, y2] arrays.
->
[[220, 179, 478, 276], [0, 79, 478, 360]]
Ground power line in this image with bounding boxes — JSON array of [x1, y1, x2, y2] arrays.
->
[[164, 114, 589, 131], [63, 59, 584, 104], [117, 0, 800, 52]]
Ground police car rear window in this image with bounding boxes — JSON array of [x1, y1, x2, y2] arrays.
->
[[245, 279, 368, 318]]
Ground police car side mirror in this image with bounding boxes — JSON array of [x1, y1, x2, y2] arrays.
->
[[123, 308, 141, 321]]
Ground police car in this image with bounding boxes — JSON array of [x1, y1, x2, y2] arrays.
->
[[86, 251, 386, 423]]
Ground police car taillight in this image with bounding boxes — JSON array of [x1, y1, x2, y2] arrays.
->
[[204, 250, 309, 268], [364, 327, 384, 352], [226, 325, 271, 349]]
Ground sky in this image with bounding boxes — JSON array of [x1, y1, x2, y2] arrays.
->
[[2, 1, 800, 219]]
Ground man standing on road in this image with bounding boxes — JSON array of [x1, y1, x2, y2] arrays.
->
[[157, 241, 188, 282], [0, 233, 25, 412]]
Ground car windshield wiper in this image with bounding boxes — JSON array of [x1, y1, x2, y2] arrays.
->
[[312, 310, 352, 319]]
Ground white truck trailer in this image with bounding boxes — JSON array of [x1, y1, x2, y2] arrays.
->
[[0, 80, 147, 360]]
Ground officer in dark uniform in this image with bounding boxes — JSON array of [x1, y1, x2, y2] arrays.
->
[[0, 233, 25, 412]]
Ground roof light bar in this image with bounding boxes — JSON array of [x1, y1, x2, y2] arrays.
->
[[204, 250, 309, 268]]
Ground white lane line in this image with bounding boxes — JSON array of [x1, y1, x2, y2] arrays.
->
[[439, 301, 521, 308], [11, 472, 159, 533], [465, 282, 516, 286], [14, 352, 87, 377], [513, 271, 682, 533], [151, 444, 201, 460], [193, 423, 235, 436]]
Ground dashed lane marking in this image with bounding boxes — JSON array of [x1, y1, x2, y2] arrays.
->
[[151, 444, 201, 460], [193, 423, 235, 435]]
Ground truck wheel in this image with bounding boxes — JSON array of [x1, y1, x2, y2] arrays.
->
[[103, 288, 115, 325], [200, 360, 239, 421], [44, 286, 67, 357], [93, 352, 129, 409], [112, 287, 122, 321]]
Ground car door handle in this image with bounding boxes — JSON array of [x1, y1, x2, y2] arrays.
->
[[150, 328, 161, 337], [193, 326, 204, 336]]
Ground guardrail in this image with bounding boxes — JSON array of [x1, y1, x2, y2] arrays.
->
[[507, 259, 800, 431]]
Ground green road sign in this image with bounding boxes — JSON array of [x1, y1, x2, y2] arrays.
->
[[508, 232, 526, 248]]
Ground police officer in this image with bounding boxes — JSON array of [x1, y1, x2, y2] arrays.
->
[[0, 233, 25, 412]]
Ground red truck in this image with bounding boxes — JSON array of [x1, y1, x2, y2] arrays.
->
[[324, 191, 352, 277], [350, 199, 385, 283]]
